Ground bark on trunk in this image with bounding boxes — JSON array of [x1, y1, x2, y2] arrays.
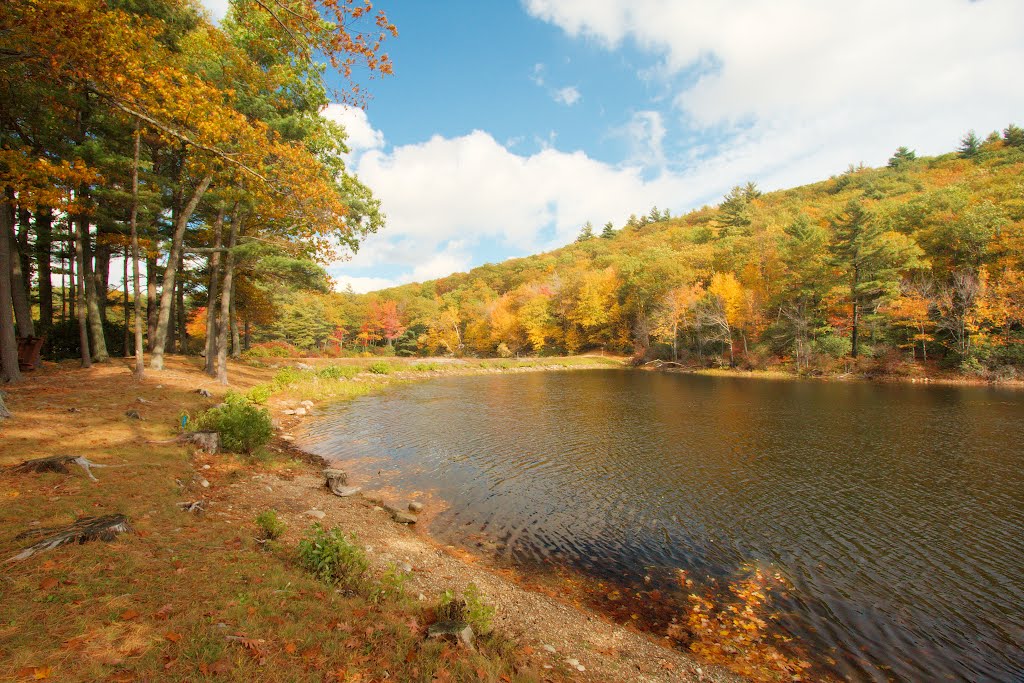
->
[[851, 301, 860, 359], [122, 247, 130, 355], [175, 259, 186, 353], [146, 256, 157, 349], [94, 225, 111, 323], [216, 213, 241, 385], [77, 209, 108, 361], [71, 209, 91, 368], [0, 191, 22, 383], [229, 278, 240, 358], [150, 172, 213, 370], [129, 126, 145, 378], [204, 206, 224, 376], [6, 201, 33, 338], [35, 209, 53, 328]]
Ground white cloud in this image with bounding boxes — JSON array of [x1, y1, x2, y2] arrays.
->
[[331, 275, 398, 294], [553, 86, 582, 106], [524, 0, 1024, 178], [615, 110, 666, 167], [321, 103, 385, 154]]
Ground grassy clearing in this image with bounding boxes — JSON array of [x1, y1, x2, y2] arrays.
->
[[0, 357, 563, 682]]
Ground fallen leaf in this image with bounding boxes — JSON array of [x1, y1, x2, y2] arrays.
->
[[119, 609, 140, 621], [154, 604, 173, 620], [39, 577, 58, 591], [165, 632, 182, 643], [284, 642, 296, 655]]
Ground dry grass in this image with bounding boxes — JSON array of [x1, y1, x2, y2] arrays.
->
[[0, 356, 565, 682]]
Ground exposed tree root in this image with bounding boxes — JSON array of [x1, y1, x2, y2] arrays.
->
[[8, 514, 132, 562], [8, 455, 121, 482]]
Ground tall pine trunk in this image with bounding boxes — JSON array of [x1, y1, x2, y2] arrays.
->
[[94, 226, 111, 323], [35, 209, 53, 328], [0, 190, 22, 382], [216, 213, 241, 385], [6, 198, 33, 338], [150, 172, 212, 370], [129, 126, 145, 378], [229, 278, 240, 358], [175, 257, 186, 353], [76, 208, 108, 361], [204, 206, 224, 376], [122, 248, 130, 356], [146, 256, 157, 349], [72, 207, 91, 368]]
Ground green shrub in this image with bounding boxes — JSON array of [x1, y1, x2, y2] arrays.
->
[[367, 361, 392, 375], [317, 364, 360, 380], [255, 510, 285, 540], [436, 583, 494, 634], [194, 393, 273, 454], [369, 564, 409, 604], [245, 384, 273, 405], [496, 342, 513, 358], [273, 367, 306, 386], [297, 524, 369, 591], [410, 362, 439, 372]]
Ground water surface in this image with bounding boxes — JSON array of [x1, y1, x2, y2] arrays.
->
[[301, 370, 1024, 682]]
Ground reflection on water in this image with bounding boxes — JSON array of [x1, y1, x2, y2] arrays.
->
[[300, 370, 1024, 682]]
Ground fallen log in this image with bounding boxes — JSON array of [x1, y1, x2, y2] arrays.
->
[[8, 455, 119, 482], [180, 431, 220, 453], [8, 514, 132, 562]]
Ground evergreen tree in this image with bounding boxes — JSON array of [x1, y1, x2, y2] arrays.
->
[[958, 130, 981, 158], [600, 221, 616, 239], [1003, 123, 1024, 148], [717, 186, 752, 236], [576, 221, 595, 242], [828, 200, 923, 357], [888, 146, 917, 168]]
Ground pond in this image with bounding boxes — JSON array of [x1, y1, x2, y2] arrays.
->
[[300, 370, 1024, 682]]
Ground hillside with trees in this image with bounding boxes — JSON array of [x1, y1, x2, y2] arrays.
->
[[317, 131, 1024, 379]]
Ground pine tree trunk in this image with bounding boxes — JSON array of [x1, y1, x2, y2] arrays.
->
[[0, 190, 22, 382], [229, 278, 240, 358], [5, 198, 33, 338], [204, 206, 224, 376], [216, 213, 241, 385], [175, 270, 186, 354], [122, 247, 130, 356], [35, 209, 53, 328], [78, 215, 108, 361], [129, 126, 145, 378], [851, 301, 859, 359], [93, 226, 111, 323], [16, 208, 32, 289], [72, 209, 91, 368], [146, 256, 157, 350], [67, 219, 75, 322], [150, 172, 213, 370]]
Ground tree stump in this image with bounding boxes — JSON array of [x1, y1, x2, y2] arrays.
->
[[180, 431, 220, 453], [9, 514, 132, 561], [324, 468, 360, 497], [427, 621, 475, 651]]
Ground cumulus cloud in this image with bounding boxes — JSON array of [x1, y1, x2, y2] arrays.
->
[[615, 110, 666, 167], [524, 0, 1024, 179], [321, 103, 385, 156], [554, 86, 582, 106], [199, 0, 229, 21]]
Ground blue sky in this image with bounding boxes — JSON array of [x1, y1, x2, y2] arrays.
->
[[201, 0, 1024, 292]]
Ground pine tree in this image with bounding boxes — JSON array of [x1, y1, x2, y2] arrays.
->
[[576, 221, 595, 242], [600, 221, 616, 239], [1003, 123, 1024, 148], [828, 199, 922, 357], [958, 130, 981, 158], [888, 146, 917, 168]]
